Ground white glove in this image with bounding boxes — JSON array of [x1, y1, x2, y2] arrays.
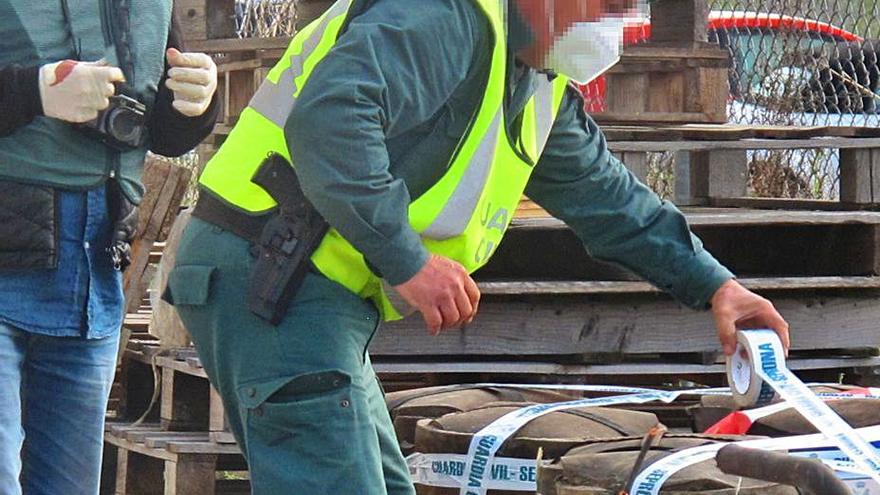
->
[[164, 48, 217, 117], [38, 60, 125, 123]]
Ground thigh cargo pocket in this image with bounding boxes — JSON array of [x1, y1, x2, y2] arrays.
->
[[240, 370, 376, 492]]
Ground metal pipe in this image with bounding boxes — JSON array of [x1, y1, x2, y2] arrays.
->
[[715, 444, 851, 495]]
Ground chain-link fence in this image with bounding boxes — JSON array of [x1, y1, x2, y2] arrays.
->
[[627, 1, 880, 200], [708, 1, 880, 200], [235, 0, 299, 38]]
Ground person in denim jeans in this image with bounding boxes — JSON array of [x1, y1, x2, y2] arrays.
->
[[0, 6, 218, 494]]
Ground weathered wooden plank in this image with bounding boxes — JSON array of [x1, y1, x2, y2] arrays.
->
[[144, 433, 210, 450], [597, 111, 723, 125], [371, 357, 880, 377], [186, 36, 292, 54], [209, 386, 237, 444], [650, 0, 709, 42], [157, 355, 209, 379], [509, 209, 880, 229], [165, 455, 218, 495], [707, 197, 880, 211], [606, 73, 648, 114], [124, 161, 190, 314], [609, 137, 880, 152], [478, 277, 880, 295], [216, 58, 264, 73], [840, 148, 875, 203], [373, 293, 880, 357], [696, 65, 729, 121], [621, 152, 650, 183], [105, 432, 178, 463], [222, 69, 255, 124], [649, 72, 685, 113], [160, 366, 210, 431], [174, 0, 208, 41], [601, 125, 880, 142], [687, 150, 748, 200], [115, 448, 165, 495], [674, 150, 704, 205], [166, 442, 242, 455]]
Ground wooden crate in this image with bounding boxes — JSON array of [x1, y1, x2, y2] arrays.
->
[[596, 44, 730, 124]]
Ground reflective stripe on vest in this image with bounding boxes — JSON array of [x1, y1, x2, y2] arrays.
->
[[198, 0, 569, 321]]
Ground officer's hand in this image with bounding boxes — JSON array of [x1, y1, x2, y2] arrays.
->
[[711, 279, 790, 356], [38, 60, 125, 123], [393, 254, 481, 336], [165, 48, 217, 117]]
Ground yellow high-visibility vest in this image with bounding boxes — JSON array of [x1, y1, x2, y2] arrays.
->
[[199, 0, 569, 320]]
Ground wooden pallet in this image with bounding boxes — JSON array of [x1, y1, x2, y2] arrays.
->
[[104, 423, 247, 495], [601, 128, 880, 207]]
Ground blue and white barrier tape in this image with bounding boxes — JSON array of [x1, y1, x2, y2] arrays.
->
[[630, 329, 880, 494]]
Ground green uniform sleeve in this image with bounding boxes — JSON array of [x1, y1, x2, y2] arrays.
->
[[285, 1, 482, 285], [526, 88, 734, 309]]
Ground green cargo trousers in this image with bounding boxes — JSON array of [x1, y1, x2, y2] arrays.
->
[[165, 218, 416, 495]]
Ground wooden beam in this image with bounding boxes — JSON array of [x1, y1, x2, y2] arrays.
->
[[372, 292, 880, 357], [687, 150, 748, 201], [650, 0, 709, 43], [508, 210, 880, 229], [708, 197, 880, 211], [160, 367, 210, 431], [186, 37, 292, 53], [620, 152, 650, 184], [477, 277, 880, 295], [372, 357, 880, 377], [165, 455, 218, 495], [840, 148, 880, 204], [609, 138, 880, 152]]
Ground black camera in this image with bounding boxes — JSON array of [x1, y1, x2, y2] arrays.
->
[[79, 91, 148, 150]]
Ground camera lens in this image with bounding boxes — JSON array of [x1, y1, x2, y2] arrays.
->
[[107, 108, 142, 144]]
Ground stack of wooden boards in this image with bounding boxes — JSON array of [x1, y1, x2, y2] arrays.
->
[[370, 124, 880, 389]]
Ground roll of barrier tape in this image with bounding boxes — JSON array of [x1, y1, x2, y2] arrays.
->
[[727, 331, 779, 408], [629, 329, 880, 495]]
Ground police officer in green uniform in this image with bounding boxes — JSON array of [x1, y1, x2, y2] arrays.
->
[[167, 0, 791, 493]]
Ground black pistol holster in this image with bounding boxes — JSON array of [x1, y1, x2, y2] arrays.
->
[[246, 153, 328, 324], [192, 153, 329, 324]]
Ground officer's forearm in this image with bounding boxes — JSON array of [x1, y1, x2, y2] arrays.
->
[[529, 90, 733, 309]]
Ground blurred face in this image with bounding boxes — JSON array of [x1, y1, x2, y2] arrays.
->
[[515, 0, 641, 75]]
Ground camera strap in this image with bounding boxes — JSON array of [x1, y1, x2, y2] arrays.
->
[[106, 0, 136, 84]]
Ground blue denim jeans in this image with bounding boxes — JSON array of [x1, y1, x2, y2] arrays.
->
[[0, 323, 119, 495]]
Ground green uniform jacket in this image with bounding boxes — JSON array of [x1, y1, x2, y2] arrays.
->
[[284, 0, 733, 309]]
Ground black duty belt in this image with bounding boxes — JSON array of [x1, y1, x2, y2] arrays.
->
[[191, 190, 271, 245]]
